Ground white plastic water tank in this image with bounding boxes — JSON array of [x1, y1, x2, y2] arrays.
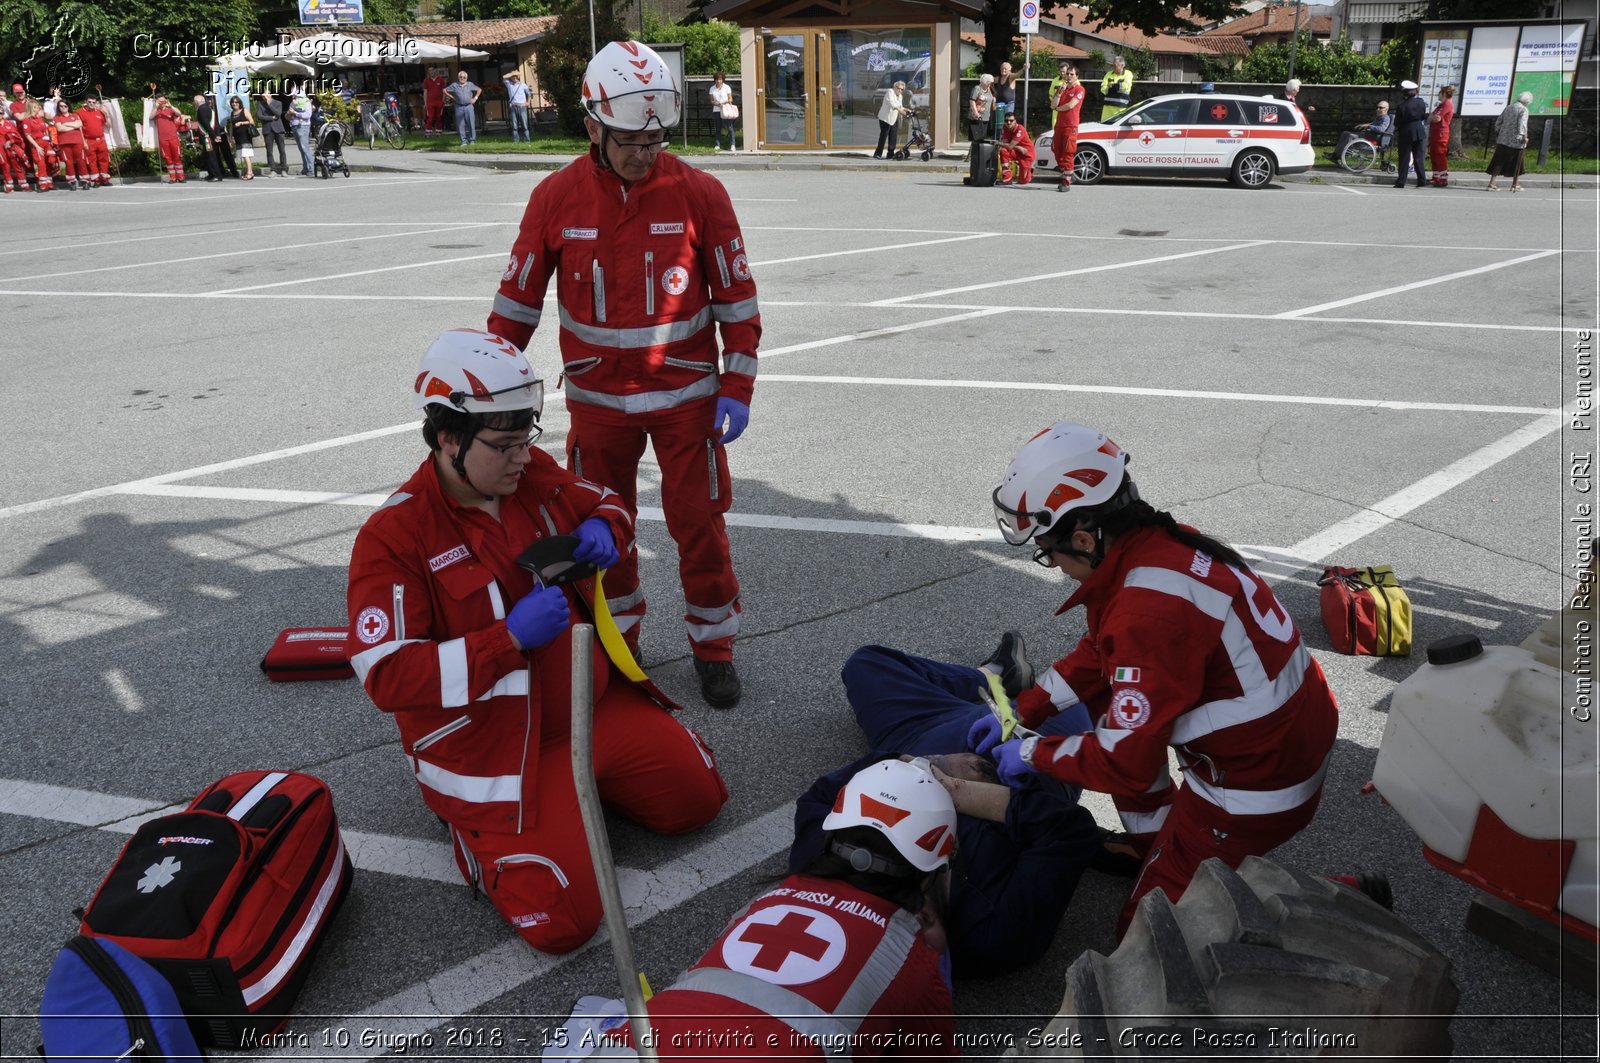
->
[[1373, 634, 1598, 924]]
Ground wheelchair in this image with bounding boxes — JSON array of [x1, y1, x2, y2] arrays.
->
[[1335, 130, 1396, 175]]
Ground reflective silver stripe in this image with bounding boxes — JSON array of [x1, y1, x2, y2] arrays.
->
[[611, 612, 641, 633], [558, 304, 712, 349], [663, 356, 716, 373], [492, 290, 542, 327], [595, 502, 632, 525], [1047, 733, 1082, 762], [478, 670, 530, 700], [1092, 717, 1137, 752], [1039, 668, 1080, 710], [607, 586, 646, 613], [416, 759, 521, 804], [565, 375, 720, 415], [516, 252, 535, 291], [537, 505, 558, 536], [706, 440, 719, 502], [486, 581, 505, 621], [412, 714, 472, 752], [1182, 751, 1330, 815], [838, 908, 921, 1018], [227, 773, 288, 821], [723, 352, 758, 377], [350, 638, 424, 683], [239, 835, 346, 1006], [378, 491, 413, 510], [1119, 804, 1171, 834], [438, 637, 470, 708], [667, 969, 851, 1058], [1121, 567, 1310, 746], [687, 613, 740, 643], [392, 583, 406, 641], [644, 251, 655, 315], [678, 718, 716, 770], [713, 245, 731, 288], [591, 260, 606, 322], [688, 595, 740, 623], [712, 296, 759, 323]]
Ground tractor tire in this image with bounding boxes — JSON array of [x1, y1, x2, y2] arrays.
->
[[1021, 857, 1457, 1060]]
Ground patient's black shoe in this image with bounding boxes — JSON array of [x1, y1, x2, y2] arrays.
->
[[979, 631, 1034, 700]]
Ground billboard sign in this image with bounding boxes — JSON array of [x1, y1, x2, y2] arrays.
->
[[1512, 22, 1586, 116], [1460, 26, 1518, 116], [299, 0, 365, 25], [1443, 19, 1589, 117]]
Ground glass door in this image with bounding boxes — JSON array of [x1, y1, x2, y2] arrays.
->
[[759, 33, 814, 148]]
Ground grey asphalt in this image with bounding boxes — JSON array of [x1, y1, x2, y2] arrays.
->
[[0, 154, 1594, 1061]]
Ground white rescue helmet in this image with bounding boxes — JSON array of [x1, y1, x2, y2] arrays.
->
[[993, 420, 1133, 546], [823, 759, 957, 873], [581, 41, 681, 131], [412, 328, 544, 416]]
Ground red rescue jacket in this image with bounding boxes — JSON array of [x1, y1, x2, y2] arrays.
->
[[487, 148, 761, 421]]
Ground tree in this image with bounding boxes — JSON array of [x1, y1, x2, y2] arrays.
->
[[1237, 32, 1392, 84], [638, 11, 737, 74], [976, 0, 1244, 74], [534, 0, 625, 136]]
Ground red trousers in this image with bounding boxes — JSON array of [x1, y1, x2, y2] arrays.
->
[[448, 686, 726, 953], [1053, 125, 1078, 184], [157, 137, 185, 182], [24, 142, 52, 189], [83, 136, 109, 183], [58, 142, 85, 179], [1117, 780, 1322, 937], [567, 397, 741, 661], [999, 147, 1033, 185], [0, 142, 23, 189], [1429, 137, 1450, 184], [426, 100, 443, 131]]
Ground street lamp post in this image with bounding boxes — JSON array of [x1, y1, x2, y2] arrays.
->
[[1285, 0, 1304, 83]]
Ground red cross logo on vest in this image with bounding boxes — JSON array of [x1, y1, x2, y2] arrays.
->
[[355, 606, 390, 644], [721, 904, 847, 985]]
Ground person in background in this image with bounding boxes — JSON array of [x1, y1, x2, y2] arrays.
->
[[288, 87, 315, 176], [996, 110, 1035, 185], [1051, 64, 1084, 193], [1332, 99, 1391, 162], [51, 99, 86, 190], [149, 95, 188, 184], [1392, 79, 1427, 188], [708, 71, 735, 151], [967, 72, 995, 150], [422, 67, 446, 135], [309, 95, 327, 138], [504, 70, 530, 143], [874, 79, 909, 160], [995, 60, 1018, 128], [0, 115, 27, 192], [1099, 54, 1133, 121], [227, 95, 257, 180], [1486, 90, 1532, 192], [18, 99, 54, 191], [1428, 85, 1455, 187], [446, 70, 480, 146], [256, 89, 288, 177], [77, 93, 112, 186], [1283, 77, 1315, 116]]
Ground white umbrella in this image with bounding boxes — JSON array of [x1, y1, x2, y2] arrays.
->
[[401, 38, 491, 63], [288, 32, 391, 69], [212, 50, 315, 76]]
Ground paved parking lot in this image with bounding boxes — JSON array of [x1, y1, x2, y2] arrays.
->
[[0, 162, 1594, 1060]]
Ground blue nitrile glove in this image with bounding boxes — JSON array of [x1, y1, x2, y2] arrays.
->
[[968, 714, 1004, 756], [714, 396, 750, 444], [506, 584, 570, 651], [992, 739, 1034, 788], [572, 517, 619, 568]]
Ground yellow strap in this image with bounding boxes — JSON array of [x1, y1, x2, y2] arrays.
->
[[592, 569, 648, 683], [983, 671, 1019, 741], [639, 972, 653, 1001]]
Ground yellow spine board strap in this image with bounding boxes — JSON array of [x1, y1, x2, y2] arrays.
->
[[983, 672, 1019, 741], [593, 569, 649, 683], [639, 972, 653, 1001]]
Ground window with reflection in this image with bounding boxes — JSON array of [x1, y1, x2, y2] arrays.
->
[[830, 29, 933, 148]]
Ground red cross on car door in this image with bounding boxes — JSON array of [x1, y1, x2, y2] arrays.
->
[[1110, 97, 1196, 173]]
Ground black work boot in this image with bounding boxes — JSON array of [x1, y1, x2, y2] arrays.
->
[[694, 658, 741, 709], [979, 631, 1034, 700], [1327, 872, 1394, 910]]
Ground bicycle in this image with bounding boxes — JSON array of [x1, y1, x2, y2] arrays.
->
[[366, 102, 404, 149]]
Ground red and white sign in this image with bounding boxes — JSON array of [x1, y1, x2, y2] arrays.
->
[[721, 905, 846, 985], [1019, 1, 1040, 34]]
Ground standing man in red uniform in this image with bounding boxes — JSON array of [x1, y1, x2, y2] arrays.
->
[[52, 100, 86, 190], [1052, 65, 1084, 193], [422, 67, 446, 135], [977, 421, 1339, 935], [1428, 85, 1455, 187], [486, 41, 761, 710], [347, 328, 728, 954], [996, 111, 1035, 185], [18, 100, 53, 191], [77, 93, 112, 186], [150, 96, 188, 183], [0, 117, 26, 192]]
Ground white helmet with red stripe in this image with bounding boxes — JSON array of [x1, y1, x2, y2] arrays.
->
[[581, 41, 681, 131], [993, 421, 1135, 546], [412, 328, 544, 415], [823, 759, 956, 873]]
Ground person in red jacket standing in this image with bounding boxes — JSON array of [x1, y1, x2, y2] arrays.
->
[[973, 421, 1339, 936], [486, 41, 761, 710], [996, 111, 1035, 185], [150, 96, 188, 183], [1051, 65, 1084, 193], [1428, 85, 1455, 187], [76, 93, 112, 186], [422, 67, 446, 134], [18, 100, 53, 191], [346, 328, 727, 955], [606, 759, 958, 1058], [52, 99, 87, 190]]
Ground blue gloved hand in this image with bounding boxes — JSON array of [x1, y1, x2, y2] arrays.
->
[[967, 713, 1004, 756], [506, 585, 570, 651], [992, 739, 1034, 788], [713, 396, 750, 444], [572, 517, 619, 568]]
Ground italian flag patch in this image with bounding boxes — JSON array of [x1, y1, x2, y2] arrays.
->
[[1113, 666, 1141, 684]]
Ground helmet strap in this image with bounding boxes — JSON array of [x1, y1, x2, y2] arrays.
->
[[830, 840, 915, 878], [447, 424, 494, 501]]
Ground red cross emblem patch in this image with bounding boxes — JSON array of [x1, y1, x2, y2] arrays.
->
[[356, 606, 390, 644], [721, 904, 846, 985]]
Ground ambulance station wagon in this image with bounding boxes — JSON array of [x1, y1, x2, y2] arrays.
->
[[1036, 92, 1315, 189]]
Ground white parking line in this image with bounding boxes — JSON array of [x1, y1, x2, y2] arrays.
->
[[871, 241, 1270, 305], [0, 223, 500, 285], [760, 308, 1009, 360], [0, 223, 290, 258], [205, 251, 505, 295], [1278, 249, 1562, 318], [756, 232, 995, 266], [1331, 185, 1368, 196]]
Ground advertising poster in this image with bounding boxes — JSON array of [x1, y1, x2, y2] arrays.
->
[[210, 68, 252, 115], [1460, 25, 1519, 116], [1511, 22, 1586, 115], [299, 0, 366, 25], [1419, 28, 1468, 103]]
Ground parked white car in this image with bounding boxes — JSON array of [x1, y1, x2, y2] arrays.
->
[[1035, 92, 1315, 189]]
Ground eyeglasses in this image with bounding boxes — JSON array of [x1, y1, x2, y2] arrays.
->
[[473, 426, 542, 456], [612, 137, 670, 156]]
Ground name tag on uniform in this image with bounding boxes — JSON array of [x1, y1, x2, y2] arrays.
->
[[562, 227, 599, 240], [651, 222, 685, 235]]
